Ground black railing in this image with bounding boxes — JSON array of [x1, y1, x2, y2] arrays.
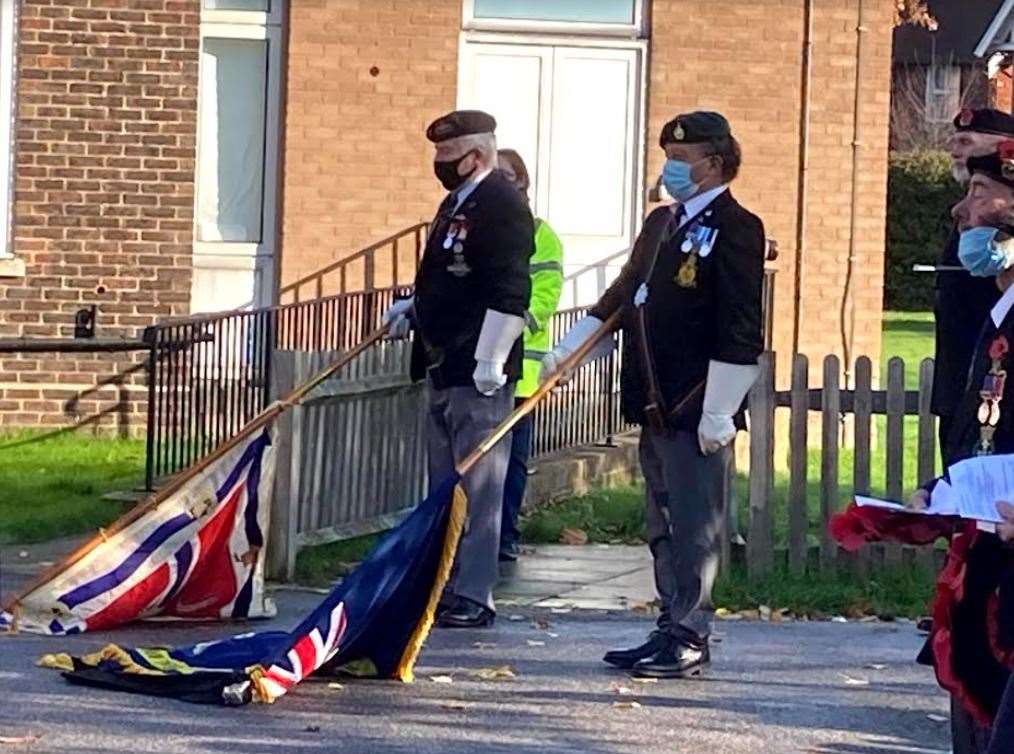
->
[[142, 287, 408, 489]]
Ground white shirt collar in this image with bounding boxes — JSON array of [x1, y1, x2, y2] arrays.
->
[[991, 281, 1014, 326], [672, 184, 728, 227], [451, 167, 493, 212]]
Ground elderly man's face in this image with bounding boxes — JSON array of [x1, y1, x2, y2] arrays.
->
[[948, 131, 1007, 184], [952, 173, 1014, 231]]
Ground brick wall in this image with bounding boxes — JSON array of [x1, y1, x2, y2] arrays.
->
[[0, 0, 200, 434], [280, 0, 460, 289], [648, 0, 893, 381]]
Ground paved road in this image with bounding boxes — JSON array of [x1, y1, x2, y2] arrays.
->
[[0, 589, 951, 754]]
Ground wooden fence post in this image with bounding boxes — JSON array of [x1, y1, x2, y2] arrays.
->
[[852, 356, 873, 572], [917, 358, 938, 570], [267, 350, 296, 581], [788, 353, 809, 575], [820, 355, 840, 570], [885, 357, 905, 567], [748, 351, 775, 580]]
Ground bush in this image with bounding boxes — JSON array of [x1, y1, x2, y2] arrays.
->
[[885, 149, 962, 311]]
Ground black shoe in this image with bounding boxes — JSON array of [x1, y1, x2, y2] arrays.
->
[[437, 598, 495, 628], [632, 640, 710, 679], [602, 631, 669, 669], [498, 543, 520, 563], [436, 594, 457, 619]]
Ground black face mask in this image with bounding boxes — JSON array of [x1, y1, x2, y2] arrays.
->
[[434, 151, 477, 192]]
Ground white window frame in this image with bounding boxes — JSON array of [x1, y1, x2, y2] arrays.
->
[[462, 0, 646, 38], [925, 63, 961, 124], [0, 0, 17, 261], [195, 8, 283, 309]]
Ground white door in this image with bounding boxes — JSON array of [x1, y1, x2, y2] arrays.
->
[[459, 41, 642, 305]]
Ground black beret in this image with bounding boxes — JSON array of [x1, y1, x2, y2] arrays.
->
[[426, 110, 496, 143], [953, 107, 1014, 136], [967, 140, 1014, 189], [659, 111, 731, 147]]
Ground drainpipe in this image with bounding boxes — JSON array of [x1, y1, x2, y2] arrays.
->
[[841, 0, 868, 387], [791, 0, 814, 355]]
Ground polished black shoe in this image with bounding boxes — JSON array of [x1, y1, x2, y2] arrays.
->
[[632, 640, 710, 679], [437, 598, 495, 628], [498, 543, 521, 563], [602, 631, 669, 669]]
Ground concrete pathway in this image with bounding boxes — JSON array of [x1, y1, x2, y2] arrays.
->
[[0, 541, 953, 753]]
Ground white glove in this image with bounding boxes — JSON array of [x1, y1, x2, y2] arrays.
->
[[698, 360, 760, 455], [633, 283, 648, 307], [382, 297, 414, 339], [473, 309, 526, 396], [538, 315, 614, 385]]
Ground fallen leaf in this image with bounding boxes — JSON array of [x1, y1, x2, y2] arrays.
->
[[0, 736, 39, 745], [17, 551, 27, 559], [866, 663, 887, 671], [474, 665, 516, 681], [472, 642, 497, 649], [759, 605, 772, 621], [927, 714, 948, 723], [559, 528, 589, 546], [631, 602, 658, 614], [739, 609, 760, 621], [526, 640, 545, 647], [550, 607, 572, 614], [531, 618, 551, 630], [859, 616, 879, 623], [717, 611, 744, 621], [441, 700, 469, 711], [831, 615, 848, 623], [612, 700, 642, 709], [631, 677, 658, 684], [429, 675, 454, 684], [327, 683, 344, 691], [508, 614, 526, 622], [839, 674, 869, 686], [610, 683, 633, 695]]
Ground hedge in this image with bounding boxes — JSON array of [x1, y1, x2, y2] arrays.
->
[[884, 149, 962, 311]]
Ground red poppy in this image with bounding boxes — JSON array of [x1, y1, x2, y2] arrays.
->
[[1000, 140, 1014, 162], [959, 108, 975, 127], [990, 335, 1010, 361]]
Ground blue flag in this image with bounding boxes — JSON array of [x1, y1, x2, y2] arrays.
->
[[40, 475, 467, 706]]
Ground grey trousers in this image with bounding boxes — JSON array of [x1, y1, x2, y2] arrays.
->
[[640, 427, 731, 644], [952, 696, 993, 754], [427, 383, 514, 611]]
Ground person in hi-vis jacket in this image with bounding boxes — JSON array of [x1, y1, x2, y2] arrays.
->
[[542, 111, 765, 678]]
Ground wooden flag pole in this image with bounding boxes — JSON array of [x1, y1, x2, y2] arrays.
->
[[3, 325, 389, 614], [457, 312, 621, 477]]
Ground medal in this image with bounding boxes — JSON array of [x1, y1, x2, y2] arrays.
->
[[977, 335, 1009, 455], [681, 239, 693, 253], [675, 255, 697, 288]]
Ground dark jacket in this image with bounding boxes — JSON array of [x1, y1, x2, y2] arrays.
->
[[411, 170, 534, 388], [589, 191, 766, 429], [932, 226, 1002, 419]]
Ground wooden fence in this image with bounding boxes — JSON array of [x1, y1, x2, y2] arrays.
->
[[744, 351, 941, 579]]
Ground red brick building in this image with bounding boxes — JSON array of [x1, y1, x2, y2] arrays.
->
[[0, 0, 896, 434]]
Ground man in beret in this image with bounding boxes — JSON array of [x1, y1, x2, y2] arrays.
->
[[383, 110, 533, 628], [910, 143, 1014, 754], [934, 108, 1014, 465], [542, 111, 765, 678]]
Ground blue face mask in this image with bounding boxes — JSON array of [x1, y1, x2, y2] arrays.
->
[[661, 158, 703, 202], [958, 226, 1009, 277]]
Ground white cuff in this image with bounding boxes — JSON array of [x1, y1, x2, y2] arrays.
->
[[702, 360, 760, 416], [474, 309, 526, 364]]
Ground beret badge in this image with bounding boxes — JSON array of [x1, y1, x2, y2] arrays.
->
[[958, 108, 974, 127], [673, 121, 685, 141]]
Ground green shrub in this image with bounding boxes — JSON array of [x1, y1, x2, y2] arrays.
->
[[885, 149, 962, 311]]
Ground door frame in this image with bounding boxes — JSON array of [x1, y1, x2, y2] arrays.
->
[[193, 18, 284, 312], [457, 31, 649, 264]]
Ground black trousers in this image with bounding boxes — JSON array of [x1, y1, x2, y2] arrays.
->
[[987, 675, 1014, 754], [939, 414, 955, 469]]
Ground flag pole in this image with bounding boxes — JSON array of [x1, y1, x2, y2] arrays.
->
[[3, 325, 389, 615], [457, 312, 621, 476]]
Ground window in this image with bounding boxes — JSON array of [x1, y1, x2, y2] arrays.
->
[[0, 0, 16, 261], [925, 64, 961, 123], [464, 0, 644, 35]]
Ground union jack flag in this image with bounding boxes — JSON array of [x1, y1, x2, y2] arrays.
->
[[2, 428, 276, 635], [257, 603, 348, 702]]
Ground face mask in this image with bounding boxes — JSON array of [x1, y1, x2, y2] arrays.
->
[[434, 151, 477, 192], [958, 226, 1010, 277], [661, 157, 709, 202]]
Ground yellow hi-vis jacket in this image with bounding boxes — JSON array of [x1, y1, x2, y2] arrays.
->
[[517, 218, 564, 398]]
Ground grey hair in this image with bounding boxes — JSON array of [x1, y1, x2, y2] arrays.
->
[[444, 132, 497, 164]]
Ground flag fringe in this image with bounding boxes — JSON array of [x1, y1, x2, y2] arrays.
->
[[393, 483, 468, 683]]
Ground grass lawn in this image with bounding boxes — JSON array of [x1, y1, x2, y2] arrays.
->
[[0, 431, 145, 544], [880, 310, 935, 389]]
